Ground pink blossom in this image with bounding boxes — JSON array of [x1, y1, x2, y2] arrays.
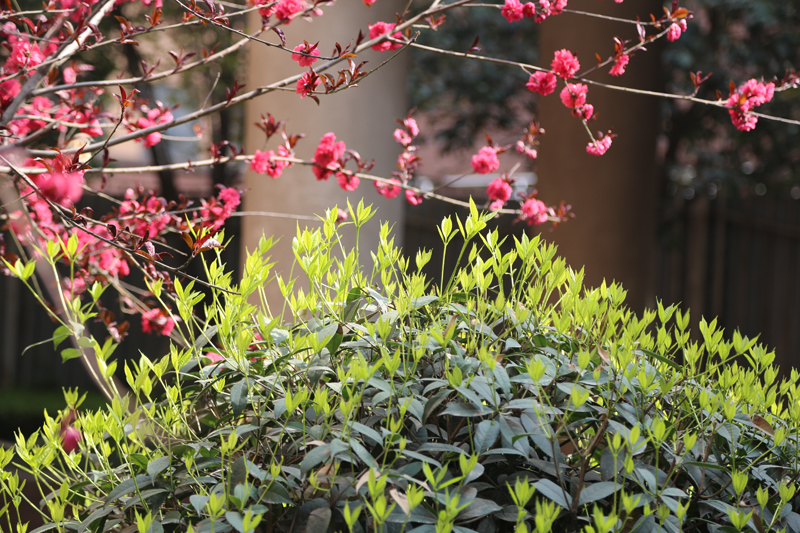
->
[[275, 0, 305, 22], [296, 71, 321, 98], [551, 49, 580, 79], [257, 0, 275, 18], [200, 186, 241, 231], [0, 22, 19, 44], [251, 149, 286, 178], [97, 248, 129, 277], [8, 41, 45, 72], [141, 129, 162, 148], [580, 103, 594, 120], [312, 132, 346, 180], [406, 117, 420, 137], [250, 149, 271, 174], [522, 3, 536, 19], [726, 79, 775, 132], [394, 128, 412, 145], [63, 66, 77, 84], [526, 71, 557, 96], [489, 200, 506, 211], [586, 135, 613, 156], [487, 177, 513, 202], [33, 154, 84, 206], [521, 198, 548, 225], [501, 0, 525, 23], [550, 0, 567, 14], [141, 308, 176, 336], [405, 190, 423, 205], [62, 276, 87, 301], [74, 112, 103, 137], [533, 0, 550, 23], [666, 23, 682, 42], [609, 54, 629, 77], [559, 83, 588, 109], [0, 79, 21, 109], [135, 106, 173, 148], [471, 146, 500, 175], [363, 0, 377, 4], [375, 178, 402, 199], [337, 172, 360, 191], [516, 140, 538, 160], [119, 194, 171, 239], [61, 425, 81, 453], [292, 43, 320, 67], [369, 22, 403, 52], [205, 352, 225, 364]]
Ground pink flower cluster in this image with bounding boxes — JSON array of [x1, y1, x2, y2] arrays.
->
[[255, 0, 313, 22], [471, 146, 500, 175], [374, 179, 402, 199], [560, 83, 593, 120], [666, 20, 687, 42], [552, 49, 580, 79], [392, 114, 423, 204], [119, 189, 173, 239], [501, 0, 568, 24], [521, 197, 548, 225], [30, 153, 85, 206], [292, 43, 321, 67], [609, 54, 629, 77], [60, 410, 80, 453], [312, 132, 347, 181], [200, 186, 242, 231], [141, 308, 176, 336], [526, 71, 558, 96], [586, 131, 615, 156], [296, 71, 321, 98], [726, 79, 775, 132], [134, 104, 174, 148], [487, 177, 513, 211], [251, 145, 292, 178], [369, 22, 403, 52]]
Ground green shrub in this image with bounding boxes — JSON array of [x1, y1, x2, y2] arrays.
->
[[2, 201, 799, 533]]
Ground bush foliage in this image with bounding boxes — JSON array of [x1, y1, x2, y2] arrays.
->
[[1, 204, 798, 533]]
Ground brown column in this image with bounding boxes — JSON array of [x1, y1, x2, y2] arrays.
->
[[242, 4, 407, 309], [536, 2, 663, 311]]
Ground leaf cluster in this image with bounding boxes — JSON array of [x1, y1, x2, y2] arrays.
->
[[2, 203, 800, 533]]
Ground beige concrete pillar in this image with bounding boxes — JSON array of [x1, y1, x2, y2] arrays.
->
[[242, 3, 407, 308], [536, 2, 662, 312]]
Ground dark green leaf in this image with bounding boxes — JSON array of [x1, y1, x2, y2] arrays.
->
[[423, 389, 452, 423], [442, 402, 493, 417], [474, 420, 500, 453], [190, 495, 209, 514], [104, 476, 153, 507], [226, 511, 245, 533], [534, 479, 572, 509], [300, 444, 331, 476], [577, 482, 621, 507], [230, 380, 247, 417], [193, 326, 218, 350], [147, 456, 170, 480], [456, 498, 502, 521], [306, 508, 331, 533]]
